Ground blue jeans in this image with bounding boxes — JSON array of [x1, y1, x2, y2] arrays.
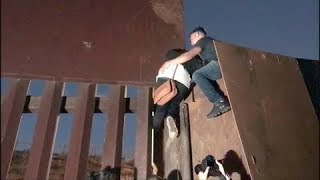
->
[[192, 60, 223, 103]]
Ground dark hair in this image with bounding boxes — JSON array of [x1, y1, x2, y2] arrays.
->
[[147, 175, 164, 180], [194, 164, 202, 175], [165, 48, 186, 60], [189, 26, 207, 36]]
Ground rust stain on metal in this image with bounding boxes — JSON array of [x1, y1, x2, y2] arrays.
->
[[24, 81, 63, 180], [1, 0, 184, 84], [186, 83, 251, 180], [64, 83, 96, 180], [134, 87, 153, 179], [11, 95, 139, 114], [101, 85, 126, 169], [215, 42, 319, 180], [1, 79, 30, 179], [150, 0, 184, 35]]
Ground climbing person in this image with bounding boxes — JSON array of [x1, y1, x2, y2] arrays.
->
[[147, 162, 182, 180], [147, 162, 164, 180], [87, 166, 120, 180], [159, 27, 231, 118], [195, 155, 230, 180], [154, 48, 203, 138]]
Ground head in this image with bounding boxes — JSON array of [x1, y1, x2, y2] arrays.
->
[[189, 27, 207, 45], [100, 166, 120, 180], [194, 164, 202, 175], [147, 175, 164, 180], [165, 48, 186, 60]]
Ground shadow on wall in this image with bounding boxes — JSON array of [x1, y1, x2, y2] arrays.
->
[[195, 150, 251, 180], [167, 169, 182, 180], [297, 59, 320, 119], [223, 150, 251, 180]]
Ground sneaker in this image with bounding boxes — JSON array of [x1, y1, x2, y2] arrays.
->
[[166, 116, 178, 139], [207, 99, 231, 118]]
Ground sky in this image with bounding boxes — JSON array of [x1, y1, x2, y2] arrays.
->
[[184, 0, 319, 60]]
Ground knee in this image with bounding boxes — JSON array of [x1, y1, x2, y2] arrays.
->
[[152, 116, 163, 130], [192, 71, 201, 83]]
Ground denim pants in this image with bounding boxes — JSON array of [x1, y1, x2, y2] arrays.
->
[[192, 60, 223, 103]]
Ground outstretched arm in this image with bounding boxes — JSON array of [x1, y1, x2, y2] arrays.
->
[[151, 162, 158, 175], [159, 47, 201, 73]]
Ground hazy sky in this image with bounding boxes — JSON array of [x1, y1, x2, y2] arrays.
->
[[184, 0, 319, 60]]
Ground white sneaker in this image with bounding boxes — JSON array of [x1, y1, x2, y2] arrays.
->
[[166, 116, 178, 139]]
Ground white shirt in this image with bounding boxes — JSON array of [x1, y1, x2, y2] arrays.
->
[[198, 167, 210, 180], [156, 64, 191, 88]]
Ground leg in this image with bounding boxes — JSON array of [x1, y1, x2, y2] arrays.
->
[[167, 81, 190, 119], [192, 61, 223, 103], [153, 78, 171, 132], [153, 104, 169, 132], [165, 82, 190, 138], [192, 61, 231, 118]]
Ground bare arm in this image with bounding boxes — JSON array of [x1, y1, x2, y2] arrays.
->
[[197, 167, 210, 180], [169, 47, 201, 64], [159, 47, 201, 73], [151, 162, 158, 175]]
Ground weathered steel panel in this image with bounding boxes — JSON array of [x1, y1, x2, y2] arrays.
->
[[1, 79, 30, 179], [134, 87, 153, 179], [179, 103, 192, 179], [215, 42, 319, 179], [101, 85, 126, 169], [1, 0, 184, 84], [24, 81, 63, 180], [64, 83, 96, 180], [162, 103, 193, 179], [17, 96, 138, 113], [186, 82, 251, 180]]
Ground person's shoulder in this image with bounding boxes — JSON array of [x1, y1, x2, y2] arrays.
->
[[205, 36, 214, 40], [198, 36, 215, 45]]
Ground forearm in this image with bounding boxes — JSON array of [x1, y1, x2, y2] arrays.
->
[[168, 52, 194, 65], [159, 47, 201, 73]]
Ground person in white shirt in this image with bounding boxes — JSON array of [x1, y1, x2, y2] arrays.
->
[[153, 49, 203, 139]]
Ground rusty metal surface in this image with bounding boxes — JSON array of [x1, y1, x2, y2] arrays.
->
[[101, 85, 126, 168], [215, 42, 319, 179], [178, 103, 192, 179], [24, 81, 63, 180], [1, 79, 30, 179], [1, 0, 184, 85], [64, 83, 96, 180], [186, 83, 251, 179], [134, 87, 153, 179], [8, 95, 139, 113], [162, 103, 192, 179]]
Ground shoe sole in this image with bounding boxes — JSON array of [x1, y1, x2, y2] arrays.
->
[[207, 106, 231, 118], [166, 116, 178, 139]]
